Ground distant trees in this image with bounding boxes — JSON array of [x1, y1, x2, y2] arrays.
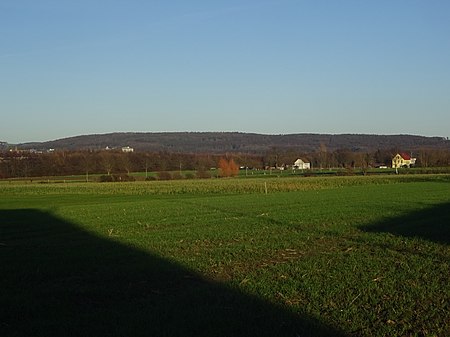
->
[[373, 149, 392, 166], [0, 150, 245, 179], [1, 147, 450, 180], [334, 149, 354, 168], [317, 143, 329, 169], [416, 148, 450, 167]]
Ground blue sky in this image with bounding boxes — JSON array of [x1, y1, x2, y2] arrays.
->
[[1, 0, 449, 143]]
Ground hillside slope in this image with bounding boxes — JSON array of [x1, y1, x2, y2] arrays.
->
[[20, 132, 450, 154]]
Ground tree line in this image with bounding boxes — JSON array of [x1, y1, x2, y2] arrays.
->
[[1, 147, 449, 179]]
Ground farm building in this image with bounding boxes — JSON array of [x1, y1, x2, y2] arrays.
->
[[293, 158, 310, 170], [392, 153, 416, 168], [121, 146, 134, 153]]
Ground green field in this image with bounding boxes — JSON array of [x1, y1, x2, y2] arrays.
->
[[1, 175, 449, 337]]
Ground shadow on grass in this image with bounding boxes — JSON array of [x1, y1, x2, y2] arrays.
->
[[361, 202, 450, 245], [0, 209, 347, 337]]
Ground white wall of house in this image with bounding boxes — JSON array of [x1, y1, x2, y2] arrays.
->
[[294, 159, 310, 170]]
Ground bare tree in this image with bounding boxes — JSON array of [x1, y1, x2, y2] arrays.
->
[[100, 152, 114, 176]]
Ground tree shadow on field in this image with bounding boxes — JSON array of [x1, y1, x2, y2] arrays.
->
[[0, 209, 347, 337], [361, 202, 450, 245]]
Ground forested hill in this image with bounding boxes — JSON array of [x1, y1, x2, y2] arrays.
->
[[19, 132, 450, 154]]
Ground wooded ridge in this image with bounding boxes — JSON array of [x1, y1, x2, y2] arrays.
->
[[17, 132, 450, 153]]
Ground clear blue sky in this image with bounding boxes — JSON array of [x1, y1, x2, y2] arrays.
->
[[1, 0, 449, 143]]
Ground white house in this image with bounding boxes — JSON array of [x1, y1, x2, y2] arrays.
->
[[293, 158, 310, 170]]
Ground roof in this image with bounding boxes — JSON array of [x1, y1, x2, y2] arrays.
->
[[399, 153, 411, 160]]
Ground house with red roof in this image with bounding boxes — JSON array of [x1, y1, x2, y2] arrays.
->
[[392, 153, 416, 168]]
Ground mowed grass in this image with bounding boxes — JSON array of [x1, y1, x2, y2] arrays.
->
[[1, 175, 449, 337]]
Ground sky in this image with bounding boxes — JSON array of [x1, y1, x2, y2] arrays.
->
[[1, 0, 450, 143]]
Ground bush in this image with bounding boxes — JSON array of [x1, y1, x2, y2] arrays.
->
[[99, 174, 135, 182], [172, 172, 183, 180], [113, 174, 135, 182], [185, 172, 195, 179], [196, 169, 211, 179], [218, 158, 239, 177], [157, 171, 172, 180], [303, 171, 315, 177], [99, 175, 113, 182]]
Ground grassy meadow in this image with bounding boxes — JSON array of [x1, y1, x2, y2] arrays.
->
[[1, 175, 449, 337]]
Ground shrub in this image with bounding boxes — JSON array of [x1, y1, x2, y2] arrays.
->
[[185, 172, 195, 179], [99, 175, 113, 182], [172, 172, 183, 180], [113, 174, 135, 182], [218, 158, 239, 177], [99, 174, 135, 182], [196, 169, 211, 179], [157, 171, 172, 180]]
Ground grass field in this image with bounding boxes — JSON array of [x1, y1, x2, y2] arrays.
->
[[1, 175, 449, 337]]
